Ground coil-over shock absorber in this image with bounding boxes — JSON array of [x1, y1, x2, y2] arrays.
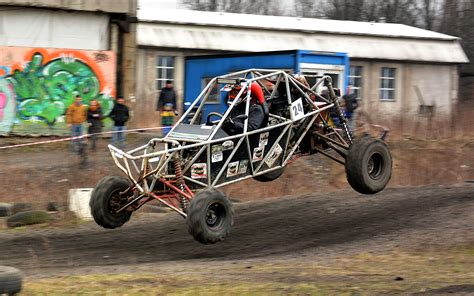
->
[[326, 77, 353, 144], [173, 154, 189, 211]]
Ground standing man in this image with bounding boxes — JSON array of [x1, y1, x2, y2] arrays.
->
[[157, 80, 177, 111], [109, 96, 130, 149], [66, 95, 87, 153], [157, 80, 177, 136], [342, 85, 358, 130], [86, 99, 103, 150]]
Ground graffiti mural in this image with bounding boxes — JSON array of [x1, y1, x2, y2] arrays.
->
[[0, 47, 116, 135]]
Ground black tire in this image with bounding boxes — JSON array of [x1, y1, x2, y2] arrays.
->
[[253, 167, 285, 182], [6, 211, 50, 228], [0, 266, 23, 295], [90, 176, 133, 229], [0, 203, 11, 218], [345, 136, 392, 194], [186, 188, 234, 244]]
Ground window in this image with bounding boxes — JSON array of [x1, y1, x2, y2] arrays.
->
[[156, 56, 174, 91], [349, 66, 363, 99], [379, 67, 396, 101], [201, 77, 220, 104]]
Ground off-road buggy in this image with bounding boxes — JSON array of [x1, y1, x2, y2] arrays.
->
[[90, 69, 392, 244]]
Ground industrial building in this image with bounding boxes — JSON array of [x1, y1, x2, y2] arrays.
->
[[0, 2, 469, 135], [0, 0, 137, 135], [136, 8, 469, 132]]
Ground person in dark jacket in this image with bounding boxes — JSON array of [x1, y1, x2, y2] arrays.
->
[[109, 96, 130, 149], [87, 99, 103, 150], [157, 80, 177, 110], [223, 83, 265, 136], [342, 85, 358, 130]]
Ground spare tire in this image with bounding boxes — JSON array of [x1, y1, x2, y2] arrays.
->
[[6, 211, 50, 228], [0, 203, 12, 218], [0, 266, 23, 295], [345, 136, 392, 194]]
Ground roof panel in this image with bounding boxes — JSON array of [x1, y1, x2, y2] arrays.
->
[[138, 23, 469, 64], [138, 8, 458, 41]]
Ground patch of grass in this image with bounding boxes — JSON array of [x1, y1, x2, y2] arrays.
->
[[22, 246, 474, 295]]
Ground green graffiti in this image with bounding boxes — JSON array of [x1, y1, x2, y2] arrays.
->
[[7, 52, 113, 125]]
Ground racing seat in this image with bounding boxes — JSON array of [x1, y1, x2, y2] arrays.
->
[[261, 100, 269, 127]]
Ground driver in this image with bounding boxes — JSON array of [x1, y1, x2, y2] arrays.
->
[[223, 82, 265, 135]]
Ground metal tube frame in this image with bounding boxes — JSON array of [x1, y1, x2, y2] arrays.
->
[[106, 69, 352, 215]]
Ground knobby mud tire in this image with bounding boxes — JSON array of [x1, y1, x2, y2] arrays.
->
[[90, 176, 132, 229], [345, 136, 392, 194], [0, 266, 23, 295], [253, 168, 285, 182], [186, 188, 234, 245]]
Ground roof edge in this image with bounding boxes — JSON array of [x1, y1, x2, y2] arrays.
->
[[138, 19, 459, 41]]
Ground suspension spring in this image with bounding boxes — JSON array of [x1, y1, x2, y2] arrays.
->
[[332, 94, 353, 144], [173, 155, 189, 210]]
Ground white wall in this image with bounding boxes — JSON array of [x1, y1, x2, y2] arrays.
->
[[0, 7, 109, 50], [352, 60, 457, 133], [135, 49, 187, 127]]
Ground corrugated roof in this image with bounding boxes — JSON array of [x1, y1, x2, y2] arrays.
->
[[138, 8, 458, 41], [138, 22, 469, 63]]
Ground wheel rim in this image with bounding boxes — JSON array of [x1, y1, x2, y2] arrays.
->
[[205, 202, 226, 229], [367, 152, 384, 180], [108, 189, 129, 215]]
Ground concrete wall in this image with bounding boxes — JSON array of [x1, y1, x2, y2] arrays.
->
[[0, 7, 109, 50], [351, 60, 457, 134], [134, 48, 186, 128], [0, 47, 116, 135], [0, 0, 132, 13], [134, 48, 459, 136]]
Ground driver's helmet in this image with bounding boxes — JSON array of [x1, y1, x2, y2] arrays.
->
[[224, 83, 248, 106]]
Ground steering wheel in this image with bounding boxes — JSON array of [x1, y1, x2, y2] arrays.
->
[[206, 112, 224, 125]]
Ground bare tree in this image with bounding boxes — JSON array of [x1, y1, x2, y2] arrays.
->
[[181, 0, 283, 15]]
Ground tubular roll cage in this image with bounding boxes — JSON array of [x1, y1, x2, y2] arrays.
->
[[108, 69, 352, 218]]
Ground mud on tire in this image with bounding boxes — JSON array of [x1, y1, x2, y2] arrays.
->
[[0, 266, 23, 295], [90, 176, 133, 229], [345, 136, 392, 194], [186, 188, 234, 244]]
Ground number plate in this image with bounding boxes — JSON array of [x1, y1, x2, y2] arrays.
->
[[291, 98, 305, 121]]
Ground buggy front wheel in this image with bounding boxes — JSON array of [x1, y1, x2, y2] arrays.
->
[[186, 188, 234, 244]]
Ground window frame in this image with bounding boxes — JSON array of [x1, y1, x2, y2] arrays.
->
[[156, 56, 175, 92], [349, 65, 363, 99], [379, 67, 397, 101], [201, 77, 221, 104]]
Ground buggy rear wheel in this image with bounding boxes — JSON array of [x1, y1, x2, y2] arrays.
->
[[253, 167, 285, 182], [186, 188, 234, 244], [90, 176, 133, 229], [345, 136, 392, 194]]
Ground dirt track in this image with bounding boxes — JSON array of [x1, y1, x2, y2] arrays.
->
[[0, 185, 472, 279]]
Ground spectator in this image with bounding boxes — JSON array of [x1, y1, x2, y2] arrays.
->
[[157, 80, 177, 111], [109, 96, 130, 149], [87, 99, 103, 150], [342, 85, 358, 130], [66, 95, 87, 153], [161, 103, 176, 136]]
